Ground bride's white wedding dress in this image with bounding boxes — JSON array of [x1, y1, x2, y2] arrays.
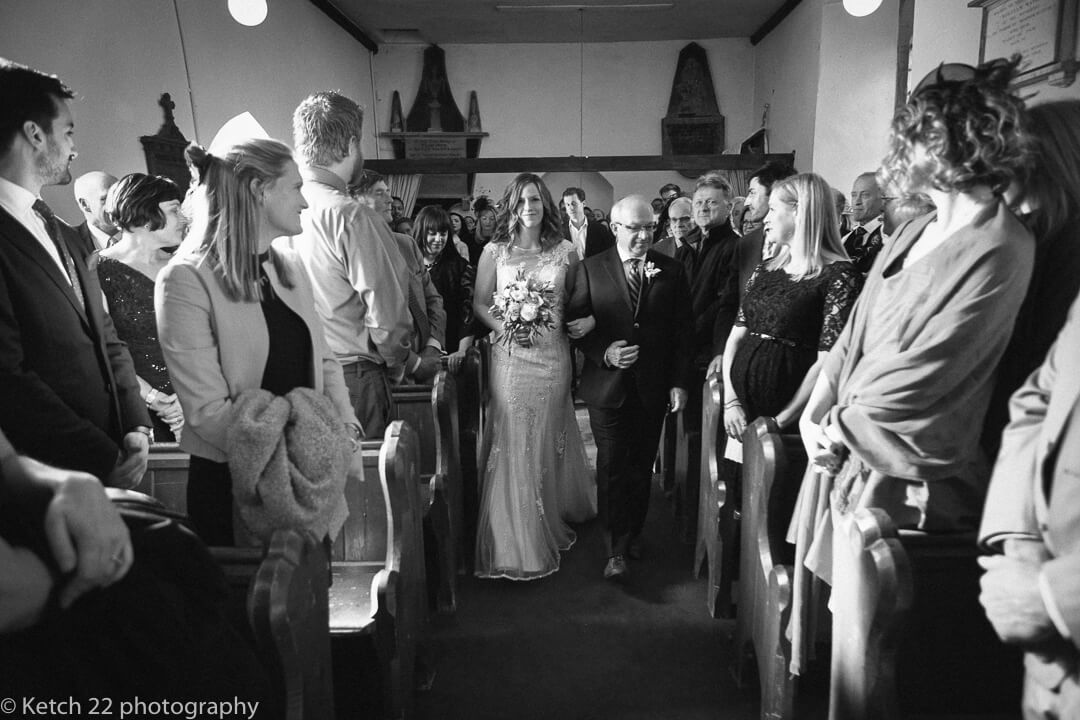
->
[[474, 240, 596, 580]]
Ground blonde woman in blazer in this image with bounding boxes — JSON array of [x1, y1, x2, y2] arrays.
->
[[157, 139, 361, 545]]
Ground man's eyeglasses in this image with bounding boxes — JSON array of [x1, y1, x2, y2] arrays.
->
[[614, 222, 657, 235], [693, 200, 727, 210], [670, 216, 693, 225]]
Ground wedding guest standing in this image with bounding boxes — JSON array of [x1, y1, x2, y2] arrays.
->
[[982, 99, 1080, 459], [157, 139, 361, 545], [979, 292, 1080, 720], [719, 173, 861, 444], [98, 173, 185, 442], [473, 173, 594, 580], [786, 58, 1036, 673], [0, 59, 150, 486], [568, 195, 692, 581], [414, 206, 475, 373]]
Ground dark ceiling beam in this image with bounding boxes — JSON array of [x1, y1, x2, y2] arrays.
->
[[750, 0, 804, 46], [309, 0, 379, 53], [363, 153, 796, 174]]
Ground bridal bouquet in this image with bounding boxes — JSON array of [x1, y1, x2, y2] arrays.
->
[[490, 268, 558, 348]]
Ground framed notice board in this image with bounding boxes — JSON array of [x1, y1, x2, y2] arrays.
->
[[969, 0, 1078, 87]]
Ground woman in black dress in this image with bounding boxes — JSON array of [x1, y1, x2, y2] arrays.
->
[[97, 174, 185, 442], [721, 172, 862, 441], [414, 206, 475, 373]]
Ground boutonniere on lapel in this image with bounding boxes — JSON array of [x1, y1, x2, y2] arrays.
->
[[643, 261, 661, 281]]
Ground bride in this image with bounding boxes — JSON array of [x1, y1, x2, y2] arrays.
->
[[473, 173, 596, 580]]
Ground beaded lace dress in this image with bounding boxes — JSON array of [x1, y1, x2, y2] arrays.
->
[[474, 240, 596, 580]]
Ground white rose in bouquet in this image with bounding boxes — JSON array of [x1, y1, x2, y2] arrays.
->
[[520, 302, 539, 322], [510, 287, 527, 302], [507, 302, 522, 320]]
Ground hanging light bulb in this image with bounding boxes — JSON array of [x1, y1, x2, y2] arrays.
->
[[228, 0, 268, 26], [843, 0, 883, 17]]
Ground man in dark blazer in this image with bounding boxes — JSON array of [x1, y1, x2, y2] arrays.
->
[[567, 194, 692, 581], [0, 59, 150, 485], [562, 186, 615, 259]]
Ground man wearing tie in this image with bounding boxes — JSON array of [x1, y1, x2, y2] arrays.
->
[[979, 293, 1080, 719], [842, 172, 885, 275], [0, 59, 150, 485], [568, 195, 692, 581]]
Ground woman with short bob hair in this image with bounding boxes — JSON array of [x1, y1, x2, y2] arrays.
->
[[98, 173, 186, 443], [156, 138, 361, 545], [786, 57, 1037, 673]]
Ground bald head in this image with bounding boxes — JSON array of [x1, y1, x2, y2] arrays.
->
[[74, 171, 118, 233], [610, 195, 655, 258], [610, 194, 653, 225]]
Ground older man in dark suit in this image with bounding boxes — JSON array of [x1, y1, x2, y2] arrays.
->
[[567, 194, 692, 580], [0, 59, 150, 485], [980, 293, 1080, 719]]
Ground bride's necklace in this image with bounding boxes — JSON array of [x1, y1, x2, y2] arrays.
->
[[511, 242, 542, 254]]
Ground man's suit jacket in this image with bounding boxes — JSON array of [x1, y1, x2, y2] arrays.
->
[[676, 221, 740, 360], [0, 206, 148, 479], [981, 293, 1080, 655], [567, 248, 692, 410], [563, 219, 615, 258]]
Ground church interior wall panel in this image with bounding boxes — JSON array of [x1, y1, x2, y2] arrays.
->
[[752, 0, 827, 172], [0, 0, 194, 223], [812, 0, 900, 195]]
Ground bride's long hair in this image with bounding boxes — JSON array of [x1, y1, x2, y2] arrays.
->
[[491, 173, 563, 251]]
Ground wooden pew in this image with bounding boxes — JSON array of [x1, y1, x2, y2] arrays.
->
[[454, 346, 484, 573], [216, 530, 335, 720], [330, 421, 426, 720], [137, 442, 188, 514], [828, 507, 910, 720], [733, 417, 807, 720], [391, 371, 461, 613], [828, 505, 1023, 719], [673, 401, 701, 544], [694, 374, 738, 617], [110, 489, 335, 720]]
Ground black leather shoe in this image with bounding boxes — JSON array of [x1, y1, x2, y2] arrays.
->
[[628, 538, 643, 561], [604, 555, 628, 581]]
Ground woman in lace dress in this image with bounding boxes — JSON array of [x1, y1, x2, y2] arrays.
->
[[720, 173, 862, 443], [97, 174, 186, 442], [472, 173, 596, 580]]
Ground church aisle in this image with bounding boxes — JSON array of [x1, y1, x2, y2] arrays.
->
[[416, 412, 759, 720]]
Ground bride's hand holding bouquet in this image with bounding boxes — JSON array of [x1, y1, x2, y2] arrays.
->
[[490, 268, 557, 349]]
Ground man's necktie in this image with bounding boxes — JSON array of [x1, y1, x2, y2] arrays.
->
[[33, 199, 85, 310], [626, 258, 642, 309], [848, 226, 867, 249]]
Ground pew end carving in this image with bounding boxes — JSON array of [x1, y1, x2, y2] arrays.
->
[[696, 373, 738, 618], [733, 417, 806, 719]]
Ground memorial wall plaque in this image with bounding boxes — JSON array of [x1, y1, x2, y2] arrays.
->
[[971, 0, 1078, 87], [405, 136, 467, 160], [661, 43, 726, 159]]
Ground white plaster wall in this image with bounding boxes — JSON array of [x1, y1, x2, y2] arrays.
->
[[0, 0, 374, 223], [371, 39, 756, 207], [812, 0, 900, 192], [752, 0, 826, 169]]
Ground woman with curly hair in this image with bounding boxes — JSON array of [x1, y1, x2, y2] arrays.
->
[[472, 173, 595, 580], [786, 57, 1036, 672]]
